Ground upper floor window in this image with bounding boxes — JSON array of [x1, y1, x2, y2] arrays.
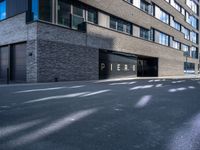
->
[[182, 44, 190, 56], [155, 6, 169, 24], [39, 0, 53, 22], [140, 0, 149, 13], [140, 27, 150, 40], [172, 40, 180, 50], [110, 17, 132, 34], [190, 46, 198, 59], [171, 20, 181, 31], [125, 0, 133, 4], [186, 12, 198, 29], [0, 0, 6, 20], [57, 0, 71, 27], [186, 0, 198, 14], [190, 31, 198, 44], [155, 30, 169, 46], [171, 0, 181, 12], [87, 7, 98, 24], [181, 26, 190, 40]]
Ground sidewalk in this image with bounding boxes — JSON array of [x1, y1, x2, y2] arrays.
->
[[0, 74, 200, 87]]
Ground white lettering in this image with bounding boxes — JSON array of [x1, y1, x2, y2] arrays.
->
[[101, 63, 105, 70], [117, 64, 121, 71], [133, 65, 136, 71]]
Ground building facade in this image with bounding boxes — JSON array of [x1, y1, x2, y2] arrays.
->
[[0, 0, 199, 82]]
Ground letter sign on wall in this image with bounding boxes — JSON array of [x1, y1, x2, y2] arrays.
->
[[99, 50, 137, 79]]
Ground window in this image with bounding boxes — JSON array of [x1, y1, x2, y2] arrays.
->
[[186, 0, 198, 14], [155, 6, 169, 24], [190, 31, 198, 44], [72, 4, 85, 30], [39, 0, 52, 22], [110, 17, 132, 34], [57, 0, 71, 27], [171, 0, 181, 12], [190, 47, 198, 59], [172, 40, 180, 50], [184, 62, 195, 74], [171, 20, 181, 31], [87, 8, 98, 24], [32, 0, 39, 20], [186, 12, 198, 29], [182, 44, 189, 56], [181, 8, 185, 16], [181, 26, 190, 40], [155, 30, 169, 46], [0, 0, 6, 20], [125, 0, 133, 4], [140, 0, 149, 13], [140, 27, 150, 40]]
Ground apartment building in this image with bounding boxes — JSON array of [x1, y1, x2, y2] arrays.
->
[[0, 0, 199, 82]]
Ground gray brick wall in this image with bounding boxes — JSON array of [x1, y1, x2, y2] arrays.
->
[[37, 40, 99, 82], [0, 13, 28, 46]]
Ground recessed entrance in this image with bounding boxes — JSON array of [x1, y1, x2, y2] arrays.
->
[[137, 56, 158, 77]]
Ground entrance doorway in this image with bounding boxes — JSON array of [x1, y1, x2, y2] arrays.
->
[[0, 43, 26, 82], [137, 56, 158, 77]]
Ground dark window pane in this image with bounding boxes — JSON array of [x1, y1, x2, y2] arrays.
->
[[110, 17, 117, 30], [72, 15, 84, 30], [87, 8, 97, 24], [73, 5, 83, 17], [58, 0, 71, 26], [32, 0, 39, 20], [39, 0, 52, 22], [0, 0, 6, 20], [140, 28, 149, 40]]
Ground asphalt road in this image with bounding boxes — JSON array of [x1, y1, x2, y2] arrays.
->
[[0, 78, 200, 150]]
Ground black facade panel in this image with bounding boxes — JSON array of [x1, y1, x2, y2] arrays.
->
[[6, 0, 29, 18], [10, 43, 26, 81], [99, 50, 137, 79], [0, 46, 9, 80]]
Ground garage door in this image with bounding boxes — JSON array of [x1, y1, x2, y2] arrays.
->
[[0, 46, 9, 80], [10, 43, 26, 82]]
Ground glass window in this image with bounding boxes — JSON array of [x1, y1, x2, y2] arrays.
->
[[155, 30, 169, 46], [171, 20, 181, 31], [87, 8, 98, 24], [181, 8, 185, 16], [172, 40, 180, 50], [32, 0, 39, 20], [73, 5, 84, 17], [190, 31, 198, 44], [171, 0, 181, 11], [140, 0, 149, 13], [181, 26, 190, 40], [155, 6, 169, 24], [186, 0, 198, 14], [184, 62, 195, 74], [190, 47, 198, 59], [72, 4, 85, 30], [125, 0, 133, 4], [0, 0, 6, 20], [57, 0, 71, 27], [140, 27, 150, 40], [186, 12, 198, 29], [182, 44, 190, 56], [110, 17, 132, 34], [39, 0, 53, 22]]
